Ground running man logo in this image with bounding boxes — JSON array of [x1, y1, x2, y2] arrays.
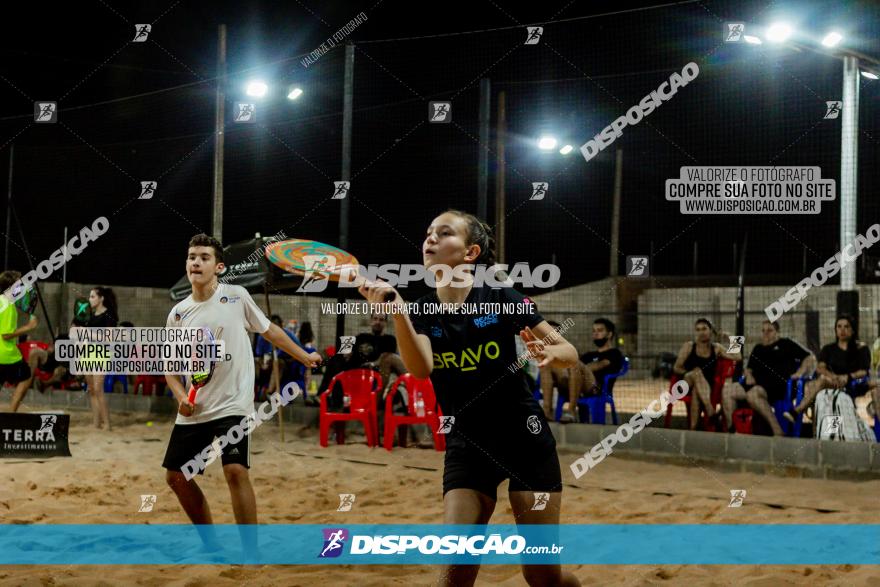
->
[[526, 414, 542, 434], [725, 23, 744, 42], [133, 24, 151, 42], [727, 335, 745, 354], [319, 528, 349, 558], [39, 415, 57, 433], [297, 255, 335, 293], [531, 492, 550, 511], [338, 335, 355, 355], [34, 102, 57, 123], [822, 415, 841, 436], [530, 182, 548, 201], [138, 494, 157, 512], [332, 181, 350, 199], [234, 103, 256, 123], [139, 181, 157, 200], [337, 494, 356, 512], [429, 101, 452, 123], [524, 26, 543, 45], [824, 101, 842, 119], [626, 256, 649, 277], [438, 416, 455, 434], [728, 489, 746, 507]]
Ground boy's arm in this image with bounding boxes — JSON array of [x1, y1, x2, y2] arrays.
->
[[2, 315, 38, 340], [261, 323, 321, 368]]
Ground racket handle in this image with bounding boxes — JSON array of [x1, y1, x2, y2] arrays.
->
[[187, 386, 197, 404]]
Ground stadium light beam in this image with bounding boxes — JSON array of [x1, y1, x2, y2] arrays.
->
[[766, 22, 793, 43], [246, 81, 268, 97], [538, 136, 557, 150], [861, 70, 878, 80], [822, 31, 843, 47], [559, 145, 573, 155]]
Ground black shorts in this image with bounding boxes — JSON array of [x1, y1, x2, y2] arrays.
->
[[162, 415, 250, 473], [443, 442, 562, 501], [0, 360, 31, 384], [848, 382, 872, 399]]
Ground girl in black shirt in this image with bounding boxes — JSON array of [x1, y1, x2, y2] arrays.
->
[[359, 210, 581, 587], [84, 286, 118, 431]]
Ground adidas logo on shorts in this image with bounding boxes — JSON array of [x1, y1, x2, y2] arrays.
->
[[229, 448, 240, 455]]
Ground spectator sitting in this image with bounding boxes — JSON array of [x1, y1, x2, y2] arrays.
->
[[722, 320, 814, 435], [255, 314, 305, 398], [32, 333, 79, 392], [673, 318, 742, 430], [541, 318, 623, 423], [784, 314, 880, 435]]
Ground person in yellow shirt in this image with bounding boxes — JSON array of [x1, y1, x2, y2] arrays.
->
[[0, 271, 40, 412]]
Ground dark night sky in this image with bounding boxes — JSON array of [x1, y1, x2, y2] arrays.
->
[[0, 0, 878, 296]]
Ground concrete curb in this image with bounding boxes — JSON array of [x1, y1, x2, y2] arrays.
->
[[6, 390, 877, 478]]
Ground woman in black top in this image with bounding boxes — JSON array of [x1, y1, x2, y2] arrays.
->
[[786, 314, 879, 424], [359, 210, 581, 587], [84, 286, 118, 431], [673, 318, 741, 430]]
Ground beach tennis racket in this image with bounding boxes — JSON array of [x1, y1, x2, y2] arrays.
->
[[265, 238, 396, 302], [187, 327, 222, 404], [12, 284, 37, 315]]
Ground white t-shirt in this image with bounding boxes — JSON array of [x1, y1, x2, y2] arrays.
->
[[166, 284, 270, 424]]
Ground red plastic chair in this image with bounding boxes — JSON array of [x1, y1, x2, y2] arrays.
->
[[383, 374, 445, 452], [133, 375, 165, 396], [319, 369, 382, 447], [731, 408, 753, 434], [664, 358, 737, 431]]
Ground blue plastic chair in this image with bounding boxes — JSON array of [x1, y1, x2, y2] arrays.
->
[[555, 357, 630, 425], [103, 374, 129, 394]]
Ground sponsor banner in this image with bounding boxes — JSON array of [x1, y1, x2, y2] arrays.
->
[[0, 413, 71, 458], [0, 524, 877, 565]]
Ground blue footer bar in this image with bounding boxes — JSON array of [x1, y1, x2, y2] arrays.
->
[[1, 524, 878, 565]]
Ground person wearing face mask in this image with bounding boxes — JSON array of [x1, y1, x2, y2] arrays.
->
[[549, 318, 624, 423]]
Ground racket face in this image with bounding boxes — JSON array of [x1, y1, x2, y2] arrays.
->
[[14, 286, 37, 315], [192, 328, 218, 388], [265, 239, 359, 281]]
